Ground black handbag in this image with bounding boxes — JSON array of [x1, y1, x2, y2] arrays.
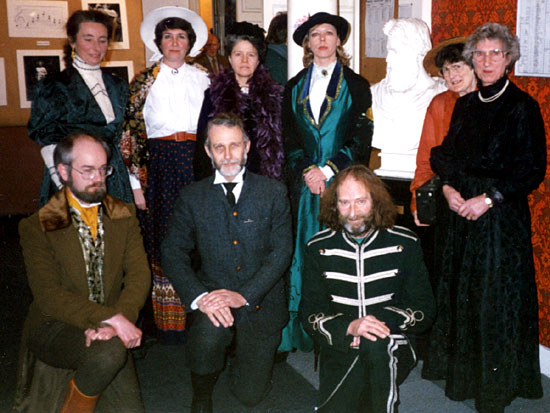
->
[[415, 175, 441, 225]]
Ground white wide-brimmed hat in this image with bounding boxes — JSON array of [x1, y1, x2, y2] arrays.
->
[[140, 6, 208, 61]]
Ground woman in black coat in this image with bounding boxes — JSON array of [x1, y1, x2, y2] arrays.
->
[[423, 23, 546, 412]]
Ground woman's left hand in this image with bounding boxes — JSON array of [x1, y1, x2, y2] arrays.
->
[[457, 194, 491, 221], [304, 167, 327, 195]]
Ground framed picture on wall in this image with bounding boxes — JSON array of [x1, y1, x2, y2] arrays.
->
[[101, 60, 134, 84], [82, 0, 130, 49], [16, 49, 65, 109], [7, 0, 68, 38], [0, 58, 7, 106]]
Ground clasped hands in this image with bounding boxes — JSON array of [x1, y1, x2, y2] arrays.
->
[[84, 313, 142, 349], [304, 167, 327, 195], [442, 185, 490, 221], [346, 315, 391, 348], [198, 289, 247, 328]]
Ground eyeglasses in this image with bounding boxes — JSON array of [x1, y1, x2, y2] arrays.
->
[[472, 49, 508, 62], [69, 165, 113, 180], [440, 62, 466, 76]]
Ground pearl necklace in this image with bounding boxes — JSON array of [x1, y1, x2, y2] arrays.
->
[[478, 79, 509, 103]]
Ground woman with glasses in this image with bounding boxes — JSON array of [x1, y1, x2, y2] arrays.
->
[[423, 23, 546, 412], [410, 37, 476, 226], [28, 9, 133, 207], [120, 7, 209, 344]]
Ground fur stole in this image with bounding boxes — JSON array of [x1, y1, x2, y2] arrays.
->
[[208, 65, 284, 180]]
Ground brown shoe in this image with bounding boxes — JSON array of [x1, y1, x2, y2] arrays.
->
[[60, 379, 99, 413]]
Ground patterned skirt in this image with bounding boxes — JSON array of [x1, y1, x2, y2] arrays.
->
[[141, 138, 195, 344]]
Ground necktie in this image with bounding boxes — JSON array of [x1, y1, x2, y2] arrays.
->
[[223, 183, 236, 207]]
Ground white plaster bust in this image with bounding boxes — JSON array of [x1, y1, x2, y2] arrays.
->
[[371, 18, 446, 179]]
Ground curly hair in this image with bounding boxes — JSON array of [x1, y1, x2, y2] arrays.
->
[[154, 17, 197, 56], [301, 35, 350, 68], [319, 165, 396, 231], [463, 22, 520, 70]]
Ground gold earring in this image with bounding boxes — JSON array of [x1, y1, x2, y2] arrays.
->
[[71, 48, 75, 59]]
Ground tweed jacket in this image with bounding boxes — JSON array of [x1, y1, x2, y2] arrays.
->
[[300, 226, 436, 353], [19, 190, 151, 334], [161, 171, 292, 336]]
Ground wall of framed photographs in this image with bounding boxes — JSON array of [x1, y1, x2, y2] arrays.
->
[[0, 0, 147, 126]]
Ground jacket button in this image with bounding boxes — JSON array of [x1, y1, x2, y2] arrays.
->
[[233, 211, 238, 217], [233, 240, 238, 245], [236, 266, 241, 271], [255, 305, 261, 310]]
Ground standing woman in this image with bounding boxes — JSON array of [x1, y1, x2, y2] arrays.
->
[[121, 7, 209, 344], [28, 9, 132, 207], [280, 12, 374, 352], [410, 38, 476, 226], [194, 22, 284, 181], [424, 23, 546, 412]]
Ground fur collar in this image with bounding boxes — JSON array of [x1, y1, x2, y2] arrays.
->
[[38, 189, 132, 232], [208, 65, 284, 180]]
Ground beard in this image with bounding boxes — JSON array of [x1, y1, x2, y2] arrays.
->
[[212, 153, 247, 178], [339, 214, 372, 237], [67, 176, 107, 204]]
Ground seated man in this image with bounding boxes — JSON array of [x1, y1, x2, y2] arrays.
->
[[300, 165, 435, 412], [161, 112, 292, 412], [17, 133, 151, 412]]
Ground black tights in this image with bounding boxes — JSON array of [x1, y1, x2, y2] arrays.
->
[[27, 321, 128, 396]]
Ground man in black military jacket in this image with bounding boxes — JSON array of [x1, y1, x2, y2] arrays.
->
[[162, 112, 292, 412], [300, 165, 435, 412]]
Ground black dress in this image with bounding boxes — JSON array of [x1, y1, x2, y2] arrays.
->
[[423, 76, 546, 411]]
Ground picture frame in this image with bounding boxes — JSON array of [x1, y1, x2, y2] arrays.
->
[[16, 49, 65, 109], [81, 0, 130, 49], [7, 0, 68, 38], [101, 60, 134, 84], [0, 58, 6, 106]]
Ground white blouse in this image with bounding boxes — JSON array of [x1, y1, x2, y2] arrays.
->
[[143, 62, 210, 138]]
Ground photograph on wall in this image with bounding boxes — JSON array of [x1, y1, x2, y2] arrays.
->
[[101, 60, 134, 84], [82, 0, 129, 49], [0, 58, 7, 106], [17, 50, 65, 109], [7, 0, 68, 38]]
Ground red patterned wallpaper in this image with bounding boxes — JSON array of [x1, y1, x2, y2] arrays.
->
[[431, 0, 550, 346]]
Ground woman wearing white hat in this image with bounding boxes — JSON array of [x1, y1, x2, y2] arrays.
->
[[121, 6, 209, 344]]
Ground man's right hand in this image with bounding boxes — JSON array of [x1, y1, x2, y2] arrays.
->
[[198, 294, 234, 328], [346, 315, 390, 346]]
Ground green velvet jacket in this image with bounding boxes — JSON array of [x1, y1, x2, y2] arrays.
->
[[28, 67, 132, 207]]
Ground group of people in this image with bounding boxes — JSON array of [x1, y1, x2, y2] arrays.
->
[[14, 5, 545, 413]]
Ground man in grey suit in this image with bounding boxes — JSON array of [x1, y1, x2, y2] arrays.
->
[[161, 112, 292, 412]]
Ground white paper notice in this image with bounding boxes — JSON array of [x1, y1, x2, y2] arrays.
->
[[365, 0, 395, 58], [515, 0, 550, 77]]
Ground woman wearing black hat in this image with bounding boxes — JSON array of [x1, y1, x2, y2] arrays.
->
[[279, 12, 373, 353], [193, 21, 284, 182]]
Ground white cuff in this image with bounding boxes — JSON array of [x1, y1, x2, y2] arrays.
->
[[319, 165, 335, 180], [128, 173, 142, 190], [190, 292, 208, 310], [40, 144, 62, 189]]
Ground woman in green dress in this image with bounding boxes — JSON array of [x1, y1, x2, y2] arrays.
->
[[279, 12, 374, 352], [28, 9, 132, 207]]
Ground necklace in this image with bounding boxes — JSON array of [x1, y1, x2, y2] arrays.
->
[[478, 79, 509, 103]]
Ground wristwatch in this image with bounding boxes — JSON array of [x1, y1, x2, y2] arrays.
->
[[484, 195, 494, 208]]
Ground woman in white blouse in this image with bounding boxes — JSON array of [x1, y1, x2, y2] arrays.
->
[[28, 9, 132, 207], [121, 6, 209, 344]]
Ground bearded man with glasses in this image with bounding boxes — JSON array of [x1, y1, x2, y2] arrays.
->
[[15, 133, 151, 412]]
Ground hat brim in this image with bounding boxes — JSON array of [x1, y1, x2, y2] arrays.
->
[[293, 12, 349, 46], [140, 6, 208, 58], [423, 36, 467, 77]]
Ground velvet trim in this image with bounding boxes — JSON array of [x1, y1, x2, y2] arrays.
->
[[38, 190, 131, 232], [207, 65, 284, 180]]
